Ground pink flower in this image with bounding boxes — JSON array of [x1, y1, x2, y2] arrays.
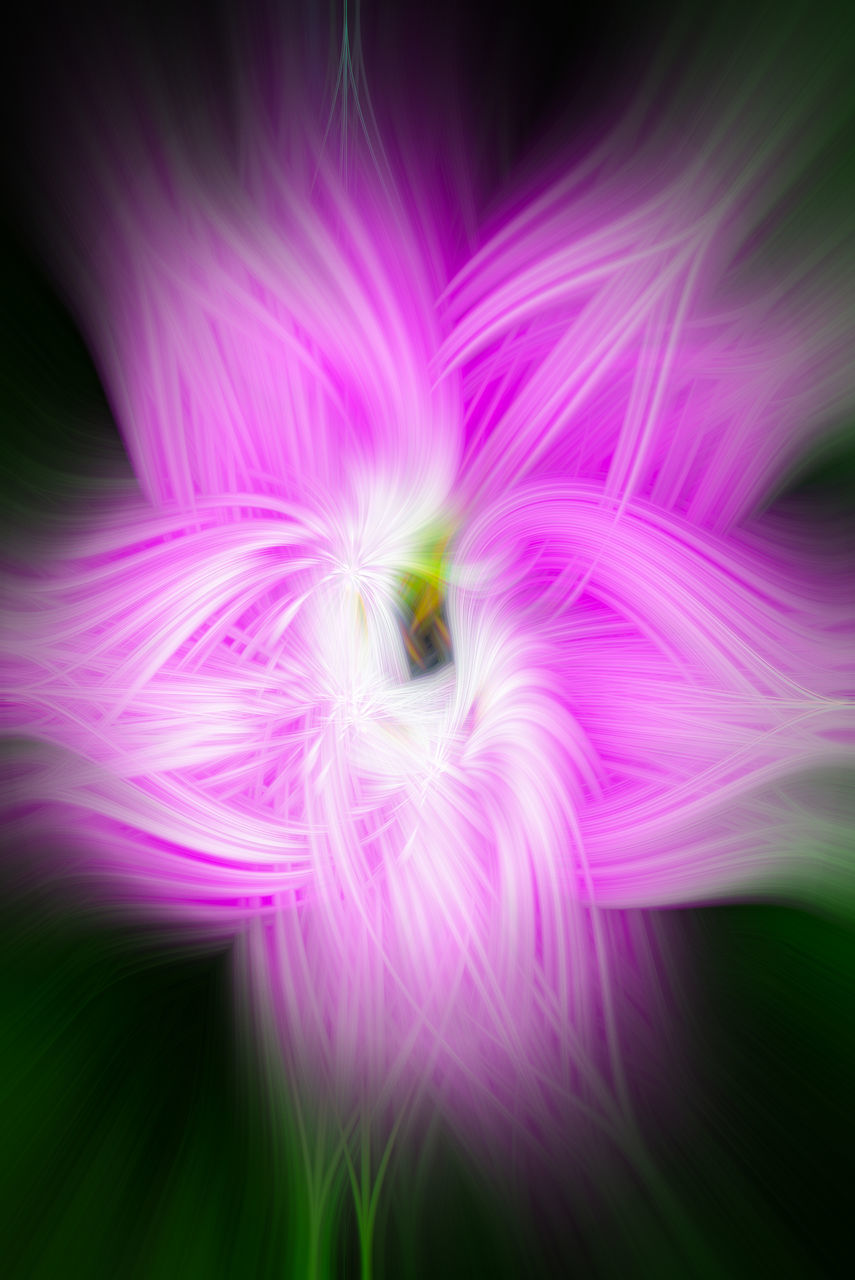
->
[[2, 9, 853, 1159]]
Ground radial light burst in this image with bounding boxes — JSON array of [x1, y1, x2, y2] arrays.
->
[[1, 0, 854, 1271]]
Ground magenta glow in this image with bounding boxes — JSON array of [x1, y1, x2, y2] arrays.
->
[[2, 15, 854, 1155]]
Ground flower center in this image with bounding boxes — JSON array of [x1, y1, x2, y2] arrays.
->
[[397, 570, 453, 678]]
